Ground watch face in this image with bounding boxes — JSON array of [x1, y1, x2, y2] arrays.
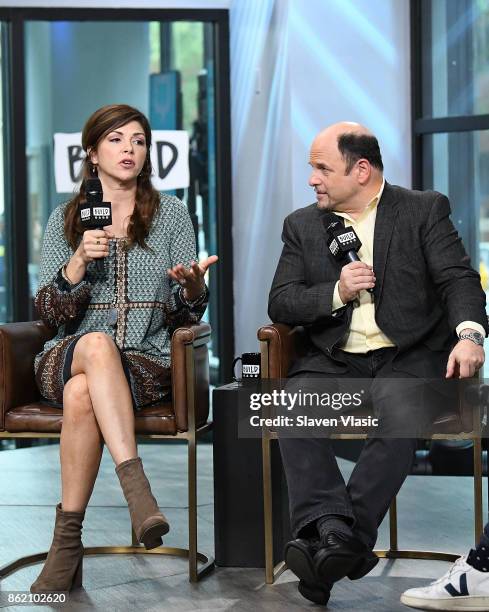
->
[[461, 331, 484, 345]]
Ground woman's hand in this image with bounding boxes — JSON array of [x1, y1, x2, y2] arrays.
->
[[77, 229, 114, 264], [64, 229, 114, 285], [167, 255, 218, 301]]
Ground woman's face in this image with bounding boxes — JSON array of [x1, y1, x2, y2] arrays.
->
[[89, 120, 148, 186]]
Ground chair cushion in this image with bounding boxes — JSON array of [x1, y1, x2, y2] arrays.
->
[[5, 401, 177, 435]]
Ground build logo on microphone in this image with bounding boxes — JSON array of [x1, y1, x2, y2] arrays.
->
[[337, 231, 356, 245], [93, 207, 111, 218]]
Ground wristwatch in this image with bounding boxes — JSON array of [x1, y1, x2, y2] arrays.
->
[[459, 330, 485, 346]]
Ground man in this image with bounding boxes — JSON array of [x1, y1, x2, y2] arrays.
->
[[268, 121, 488, 605]]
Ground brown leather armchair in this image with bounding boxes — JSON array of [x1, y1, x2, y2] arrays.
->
[[258, 323, 483, 583], [0, 320, 214, 582]]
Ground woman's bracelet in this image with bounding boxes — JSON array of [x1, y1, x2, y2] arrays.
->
[[61, 264, 75, 286], [180, 285, 208, 307]]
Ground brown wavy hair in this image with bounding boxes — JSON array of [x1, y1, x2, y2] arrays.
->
[[64, 104, 160, 250]]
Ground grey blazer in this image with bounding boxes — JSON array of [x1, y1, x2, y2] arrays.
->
[[268, 182, 488, 378]]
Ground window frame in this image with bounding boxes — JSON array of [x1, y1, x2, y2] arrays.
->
[[411, 0, 489, 188]]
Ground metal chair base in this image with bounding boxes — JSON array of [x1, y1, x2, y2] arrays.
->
[[0, 546, 215, 583], [374, 549, 459, 562]]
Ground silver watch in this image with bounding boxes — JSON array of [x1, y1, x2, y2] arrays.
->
[[459, 330, 484, 346]]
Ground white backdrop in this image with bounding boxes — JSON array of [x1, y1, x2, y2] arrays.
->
[[230, 0, 411, 355]]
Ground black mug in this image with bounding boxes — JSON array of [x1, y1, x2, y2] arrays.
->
[[232, 352, 261, 381]]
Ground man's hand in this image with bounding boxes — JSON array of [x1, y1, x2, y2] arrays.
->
[[338, 261, 376, 304], [167, 255, 218, 301], [446, 340, 485, 378]]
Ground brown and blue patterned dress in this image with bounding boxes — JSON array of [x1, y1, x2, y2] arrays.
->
[[34, 195, 208, 409]]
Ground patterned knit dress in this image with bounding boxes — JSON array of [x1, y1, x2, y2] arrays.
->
[[34, 194, 208, 409]]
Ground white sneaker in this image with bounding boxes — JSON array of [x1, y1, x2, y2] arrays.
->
[[401, 556, 489, 611]]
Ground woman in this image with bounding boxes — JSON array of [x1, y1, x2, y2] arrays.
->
[[31, 104, 217, 593]]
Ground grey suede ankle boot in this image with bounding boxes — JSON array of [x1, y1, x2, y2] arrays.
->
[[30, 503, 84, 593], [115, 456, 170, 550]]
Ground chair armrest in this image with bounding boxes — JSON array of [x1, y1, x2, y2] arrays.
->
[[257, 323, 298, 378], [0, 321, 55, 429], [171, 323, 211, 432]]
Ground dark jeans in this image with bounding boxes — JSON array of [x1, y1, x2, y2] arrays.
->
[[475, 523, 489, 553], [279, 347, 446, 550]]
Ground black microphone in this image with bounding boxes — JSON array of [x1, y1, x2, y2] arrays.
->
[[79, 178, 112, 275], [324, 213, 374, 294]]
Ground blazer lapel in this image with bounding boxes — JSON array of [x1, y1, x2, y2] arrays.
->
[[373, 182, 400, 305]]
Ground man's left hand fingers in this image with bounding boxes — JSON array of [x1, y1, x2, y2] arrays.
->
[[458, 357, 482, 378], [458, 361, 471, 378]]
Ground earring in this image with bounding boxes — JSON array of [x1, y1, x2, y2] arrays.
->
[[91, 163, 98, 176]]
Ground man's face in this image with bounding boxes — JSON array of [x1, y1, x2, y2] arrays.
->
[[308, 136, 359, 210]]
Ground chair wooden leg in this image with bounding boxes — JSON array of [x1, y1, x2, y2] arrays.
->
[[474, 436, 483, 546], [263, 433, 274, 584], [389, 497, 398, 552]]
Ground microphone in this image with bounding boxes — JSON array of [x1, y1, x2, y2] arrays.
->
[[79, 178, 112, 274], [324, 213, 374, 294]]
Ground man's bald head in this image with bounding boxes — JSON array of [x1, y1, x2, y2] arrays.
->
[[313, 122, 383, 174], [315, 121, 372, 141], [312, 122, 371, 158], [308, 121, 384, 213]]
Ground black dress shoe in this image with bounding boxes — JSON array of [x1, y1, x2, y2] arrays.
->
[[314, 532, 368, 583], [285, 539, 332, 605], [285, 539, 317, 585], [298, 579, 331, 606], [347, 551, 379, 580]]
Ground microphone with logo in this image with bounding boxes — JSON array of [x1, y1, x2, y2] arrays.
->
[[79, 178, 112, 275], [324, 214, 374, 294]]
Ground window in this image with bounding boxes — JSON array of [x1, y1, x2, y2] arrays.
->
[[413, 0, 489, 375]]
